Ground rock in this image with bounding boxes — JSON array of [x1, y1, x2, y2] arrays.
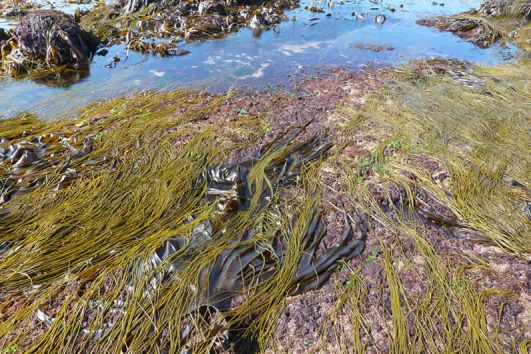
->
[[249, 14, 270, 30], [310, 6, 325, 13], [417, 17, 499, 48], [374, 14, 386, 24], [9, 10, 98, 67], [417, 0, 530, 49], [198, 1, 227, 16]]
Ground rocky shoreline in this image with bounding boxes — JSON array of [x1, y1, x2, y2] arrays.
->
[[0, 1, 529, 353], [1, 56, 530, 353]]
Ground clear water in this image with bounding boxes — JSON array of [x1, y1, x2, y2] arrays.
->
[[0, 0, 520, 119]]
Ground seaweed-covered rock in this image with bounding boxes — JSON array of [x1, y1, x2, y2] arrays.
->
[[2, 10, 98, 71], [82, 0, 295, 54], [16, 10, 96, 65], [417, 17, 499, 48], [417, 0, 531, 49], [118, 0, 267, 14]]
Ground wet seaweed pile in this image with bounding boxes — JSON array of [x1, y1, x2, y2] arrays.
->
[[81, 0, 297, 56], [1, 53, 530, 352], [0, 114, 97, 206], [0, 91, 368, 352], [272, 58, 530, 352], [0, 10, 99, 77]]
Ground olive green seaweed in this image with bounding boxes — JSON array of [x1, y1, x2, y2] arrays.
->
[[1, 56, 530, 353], [309, 58, 530, 353]]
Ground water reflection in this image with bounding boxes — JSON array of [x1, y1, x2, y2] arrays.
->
[[27, 64, 91, 87]]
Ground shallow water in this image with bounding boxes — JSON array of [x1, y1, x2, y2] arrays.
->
[[0, 0, 520, 119]]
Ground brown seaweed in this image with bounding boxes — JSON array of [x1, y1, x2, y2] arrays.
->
[[1, 10, 99, 74], [122, 133, 366, 350]]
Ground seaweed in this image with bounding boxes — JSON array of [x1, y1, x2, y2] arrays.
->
[[1, 10, 99, 76], [307, 58, 530, 353], [0, 110, 366, 352]]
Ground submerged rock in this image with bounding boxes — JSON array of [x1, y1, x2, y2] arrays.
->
[[374, 14, 386, 24], [1, 10, 99, 71]]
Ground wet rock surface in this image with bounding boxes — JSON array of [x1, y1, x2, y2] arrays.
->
[[1, 10, 98, 72], [418, 0, 530, 48], [417, 16, 499, 48]]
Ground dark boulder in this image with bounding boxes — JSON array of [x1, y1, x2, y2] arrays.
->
[[11, 10, 98, 67]]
